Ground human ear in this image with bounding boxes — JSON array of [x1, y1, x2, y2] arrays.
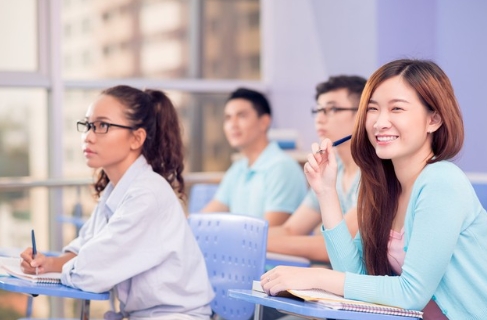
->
[[130, 128, 147, 150], [259, 114, 272, 132], [427, 112, 442, 133]]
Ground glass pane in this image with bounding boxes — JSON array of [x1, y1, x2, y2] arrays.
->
[[0, 88, 48, 245], [0, 89, 48, 179], [63, 88, 232, 177], [0, 88, 48, 248], [0, 89, 48, 318], [62, 0, 260, 79], [0, 1, 37, 71], [202, 0, 260, 79], [178, 92, 233, 172]]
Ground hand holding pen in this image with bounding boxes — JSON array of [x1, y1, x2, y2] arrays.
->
[[304, 135, 351, 195], [19, 230, 47, 275], [316, 134, 352, 153]]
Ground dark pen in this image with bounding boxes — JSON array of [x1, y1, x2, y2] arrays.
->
[[317, 135, 352, 154], [31, 229, 38, 275]]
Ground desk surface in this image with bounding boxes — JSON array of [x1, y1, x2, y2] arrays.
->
[[0, 276, 109, 300], [228, 289, 421, 320]]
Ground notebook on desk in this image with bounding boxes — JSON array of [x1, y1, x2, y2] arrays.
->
[[0, 256, 62, 284], [252, 280, 423, 318]]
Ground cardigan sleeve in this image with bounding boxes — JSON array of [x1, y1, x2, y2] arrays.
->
[[343, 162, 479, 310], [322, 220, 366, 274]]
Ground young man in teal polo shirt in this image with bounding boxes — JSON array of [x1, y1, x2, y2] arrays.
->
[[202, 88, 307, 226]]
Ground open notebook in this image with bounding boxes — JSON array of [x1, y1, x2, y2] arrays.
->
[[0, 256, 62, 284], [252, 280, 423, 318]]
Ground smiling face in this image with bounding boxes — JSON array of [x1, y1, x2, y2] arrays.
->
[[365, 76, 442, 166], [314, 88, 358, 143], [82, 94, 145, 182], [223, 98, 270, 151]]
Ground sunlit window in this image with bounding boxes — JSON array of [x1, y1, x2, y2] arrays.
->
[[0, 1, 37, 71], [61, 0, 260, 80]]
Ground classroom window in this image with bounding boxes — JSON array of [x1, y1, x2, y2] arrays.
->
[[0, 1, 37, 72], [61, 0, 260, 80]]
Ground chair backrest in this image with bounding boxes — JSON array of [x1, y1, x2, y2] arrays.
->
[[472, 183, 487, 209], [188, 213, 268, 320], [188, 183, 219, 213]]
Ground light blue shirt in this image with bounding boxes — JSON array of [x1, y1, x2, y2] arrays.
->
[[215, 142, 307, 218], [62, 155, 214, 319], [323, 161, 487, 319], [303, 157, 360, 215]]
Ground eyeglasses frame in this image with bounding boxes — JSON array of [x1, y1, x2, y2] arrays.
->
[[76, 120, 135, 134], [311, 106, 358, 116]]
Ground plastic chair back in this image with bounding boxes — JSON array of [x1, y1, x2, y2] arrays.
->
[[188, 213, 268, 320], [188, 183, 219, 213]]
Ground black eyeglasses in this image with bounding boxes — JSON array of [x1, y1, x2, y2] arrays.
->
[[77, 120, 135, 134], [311, 106, 358, 116]]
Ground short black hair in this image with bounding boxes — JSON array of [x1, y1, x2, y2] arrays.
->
[[227, 87, 272, 117], [315, 75, 367, 102]]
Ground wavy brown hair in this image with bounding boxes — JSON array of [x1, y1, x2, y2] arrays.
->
[[351, 59, 464, 275], [93, 85, 185, 200]]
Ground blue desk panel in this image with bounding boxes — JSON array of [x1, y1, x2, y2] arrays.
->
[[0, 276, 109, 300], [228, 289, 421, 320]]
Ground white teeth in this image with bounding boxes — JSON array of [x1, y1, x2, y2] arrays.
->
[[377, 136, 397, 142]]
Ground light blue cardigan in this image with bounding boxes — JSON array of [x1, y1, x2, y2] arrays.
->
[[322, 161, 487, 319]]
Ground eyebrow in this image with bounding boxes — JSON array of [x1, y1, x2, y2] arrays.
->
[[225, 110, 249, 117], [322, 101, 339, 106], [368, 98, 410, 105], [83, 116, 111, 121]]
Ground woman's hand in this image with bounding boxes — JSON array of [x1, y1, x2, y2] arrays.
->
[[304, 139, 338, 196], [20, 248, 52, 275], [260, 266, 326, 296]]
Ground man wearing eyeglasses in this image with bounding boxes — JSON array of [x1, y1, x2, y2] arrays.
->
[[201, 88, 307, 226], [266, 75, 367, 263]]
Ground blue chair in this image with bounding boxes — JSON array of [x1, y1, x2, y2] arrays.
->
[[188, 183, 219, 213], [473, 182, 487, 209], [265, 252, 311, 271], [188, 213, 268, 320]]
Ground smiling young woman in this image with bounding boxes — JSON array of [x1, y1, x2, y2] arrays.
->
[[262, 59, 487, 319]]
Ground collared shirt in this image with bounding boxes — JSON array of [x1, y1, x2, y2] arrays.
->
[[303, 156, 360, 215], [214, 142, 307, 218], [62, 155, 214, 319]]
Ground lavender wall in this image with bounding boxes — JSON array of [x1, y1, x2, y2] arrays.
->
[[376, 0, 487, 172], [264, 0, 487, 174], [435, 1, 487, 173], [262, 0, 377, 152]]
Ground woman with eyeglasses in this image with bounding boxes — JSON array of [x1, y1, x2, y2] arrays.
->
[[261, 59, 487, 319], [20, 85, 214, 320]]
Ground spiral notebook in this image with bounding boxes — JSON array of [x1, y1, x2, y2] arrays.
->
[[0, 256, 62, 284], [252, 281, 423, 318]]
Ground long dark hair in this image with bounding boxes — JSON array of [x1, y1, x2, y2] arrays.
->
[[351, 59, 464, 275], [93, 85, 185, 200]]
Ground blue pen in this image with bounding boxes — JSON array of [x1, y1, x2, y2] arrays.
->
[[317, 135, 352, 154], [31, 229, 37, 258], [31, 229, 38, 275], [332, 134, 352, 147]]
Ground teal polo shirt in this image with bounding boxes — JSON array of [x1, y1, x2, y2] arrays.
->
[[303, 157, 360, 215], [215, 142, 307, 219]]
